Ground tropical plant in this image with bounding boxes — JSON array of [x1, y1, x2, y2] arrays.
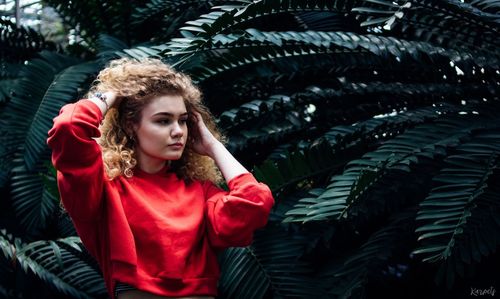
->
[[0, 0, 499, 298]]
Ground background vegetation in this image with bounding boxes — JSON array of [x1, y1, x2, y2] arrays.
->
[[1, 0, 499, 298]]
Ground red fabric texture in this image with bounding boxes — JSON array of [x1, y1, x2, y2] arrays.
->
[[47, 100, 275, 299]]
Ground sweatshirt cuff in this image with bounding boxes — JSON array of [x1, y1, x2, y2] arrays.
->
[[227, 172, 257, 190], [78, 99, 104, 122]]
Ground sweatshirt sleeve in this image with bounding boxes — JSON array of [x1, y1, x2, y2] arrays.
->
[[204, 172, 275, 249], [46, 99, 105, 221]]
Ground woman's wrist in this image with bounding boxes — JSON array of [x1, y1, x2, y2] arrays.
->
[[103, 91, 118, 106], [88, 91, 117, 119], [206, 140, 224, 159], [207, 141, 249, 182]]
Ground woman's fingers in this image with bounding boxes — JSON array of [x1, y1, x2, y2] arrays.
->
[[194, 112, 207, 132], [190, 112, 205, 143], [189, 111, 221, 157], [194, 111, 202, 124]]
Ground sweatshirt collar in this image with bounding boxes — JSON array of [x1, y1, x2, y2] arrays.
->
[[133, 163, 171, 178]]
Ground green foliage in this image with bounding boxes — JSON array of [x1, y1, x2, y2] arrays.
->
[[131, 0, 223, 42], [283, 104, 500, 223], [24, 60, 100, 169], [41, 0, 135, 46], [0, 230, 107, 298], [413, 130, 500, 286], [323, 210, 417, 298], [218, 225, 320, 298], [0, 19, 58, 62], [353, 0, 499, 54], [0, 0, 499, 298]]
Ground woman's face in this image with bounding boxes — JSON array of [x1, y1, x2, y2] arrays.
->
[[133, 94, 188, 169]]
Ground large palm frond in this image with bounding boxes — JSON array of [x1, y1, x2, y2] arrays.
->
[[165, 0, 358, 59], [352, 0, 500, 54], [413, 129, 500, 286], [254, 102, 462, 195], [283, 102, 500, 223], [0, 52, 79, 184], [321, 210, 416, 298], [24, 61, 100, 169], [0, 52, 99, 235], [130, 0, 226, 42], [218, 224, 321, 298], [0, 231, 107, 299]]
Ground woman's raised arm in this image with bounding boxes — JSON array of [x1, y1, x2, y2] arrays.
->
[[47, 94, 115, 221], [190, 111, 249, 182], [191, 111, 275, 248]]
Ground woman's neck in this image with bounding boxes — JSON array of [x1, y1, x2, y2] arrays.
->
[[137, 159, 170, 174]]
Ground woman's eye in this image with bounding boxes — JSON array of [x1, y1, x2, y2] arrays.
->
[[157, 119, 170, 124], [180, 118, 188, 124]]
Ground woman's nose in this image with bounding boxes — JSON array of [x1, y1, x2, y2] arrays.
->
[[171, 122, 184, 137]]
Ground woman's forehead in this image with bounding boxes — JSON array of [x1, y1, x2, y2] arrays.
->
[[142, 94, 187, 116]]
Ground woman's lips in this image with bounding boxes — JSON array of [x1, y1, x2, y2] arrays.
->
[[169, 143, 183, 149]]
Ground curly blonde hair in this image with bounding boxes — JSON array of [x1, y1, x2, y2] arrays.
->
[[88, 57, 224, 184]]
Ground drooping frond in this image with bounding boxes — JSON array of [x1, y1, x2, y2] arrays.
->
[[322, 210, 417, 298], [173, 30, 498, 82], [16, 237, 107, 299], [284, 102, 500, 223], [412, 130, 500, 286], [0, 230, 105, 298], [218, 224, 322, 298], [255, 103, 463, 195], [165, 0, 359, 59], [352, 0, 500, 54], [0, 52, 82, 168], [24, 61, 100, 169], [467, 0, 500, 15], [131, 0, 226, 41], [10, 154, 59, 234]]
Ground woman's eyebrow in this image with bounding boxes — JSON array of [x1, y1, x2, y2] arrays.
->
[[153, 112, 189, 117]]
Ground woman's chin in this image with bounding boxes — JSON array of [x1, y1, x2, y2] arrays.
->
[[165, 154, 183, 161]]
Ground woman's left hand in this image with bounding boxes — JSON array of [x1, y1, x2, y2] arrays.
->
[[190, 111, 221, 157]]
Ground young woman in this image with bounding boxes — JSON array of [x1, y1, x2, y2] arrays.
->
[[47, 58, 275, 299]]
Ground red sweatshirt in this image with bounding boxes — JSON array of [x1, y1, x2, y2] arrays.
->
[[47, 100, 275, 299]]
